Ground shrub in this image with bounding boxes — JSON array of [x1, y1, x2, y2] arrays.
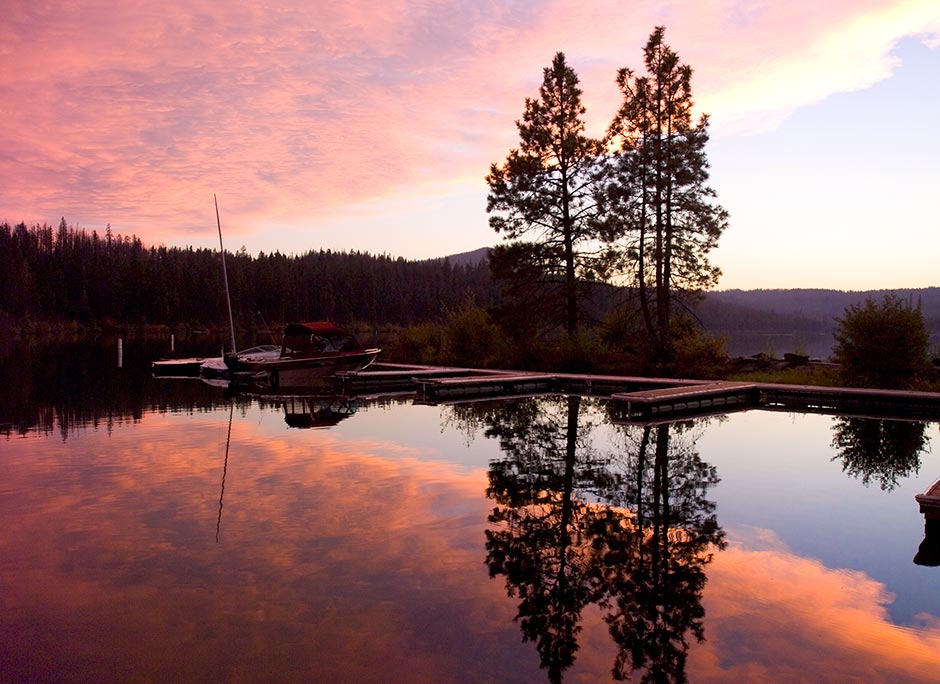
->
[[670, 317, 728, 379], [386, 323, 445, 365], [441, 301, 507, 368], [833, 295, 928, 389]]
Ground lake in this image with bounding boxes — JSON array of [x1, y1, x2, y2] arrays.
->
[[2, 339, 940, 683]]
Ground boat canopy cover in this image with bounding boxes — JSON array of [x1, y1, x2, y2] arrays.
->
[[283, 322, 346, 336], [281, 321, 364, 354]]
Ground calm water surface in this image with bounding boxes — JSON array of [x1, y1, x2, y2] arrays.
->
[[2, 340, 940, 683]]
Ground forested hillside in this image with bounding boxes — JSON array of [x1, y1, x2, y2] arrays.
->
[[0, 221, 495, 330], [701, 289, 940, 333], [4, 221, 936, 346]]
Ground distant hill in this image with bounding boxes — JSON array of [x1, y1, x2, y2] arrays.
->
[[437, 247, 939, 349], [702, 288, 940, 333], [444, 247, 490, 267]]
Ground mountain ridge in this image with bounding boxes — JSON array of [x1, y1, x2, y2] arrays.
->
[[442, 247, 940, 334]]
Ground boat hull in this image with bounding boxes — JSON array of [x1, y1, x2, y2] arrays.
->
[[233, 349, 380, 388]]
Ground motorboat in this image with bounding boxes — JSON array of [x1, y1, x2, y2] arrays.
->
[[224, 322, 380, 388]]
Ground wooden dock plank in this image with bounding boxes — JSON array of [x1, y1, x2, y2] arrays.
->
[[612, 381, 756, 404], [416, 373, 557, 399], [331, 363, 940, 421], [916, 478, 940, 519], [610, 381, 760, 419], [420, 373, 550, 386]]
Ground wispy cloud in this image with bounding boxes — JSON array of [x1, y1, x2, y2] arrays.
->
[[1, 0, 937, 250]]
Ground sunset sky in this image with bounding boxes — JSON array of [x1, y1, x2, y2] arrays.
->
[[2, 0, 938, 290]]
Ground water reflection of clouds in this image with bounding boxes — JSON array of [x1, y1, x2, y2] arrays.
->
[[2, 412, 552, 682], [2, 410, 940, 682], [696, 527, 940, 683]]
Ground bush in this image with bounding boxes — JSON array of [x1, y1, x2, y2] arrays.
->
[[669, 315, 728, 378], [441, 301, 507, 368], [385, 323, 445, 365], [833, 295, 928, 389], [601, 307, 727, 377]]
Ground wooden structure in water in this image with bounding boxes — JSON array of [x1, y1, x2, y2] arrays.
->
[[342, 363, 940, 565], [337, 363, 510, 393], [611, 381, 758, 418], [916, 479, 940, 520], [338, 364, 940, 420], [915, 478, 940, 566]]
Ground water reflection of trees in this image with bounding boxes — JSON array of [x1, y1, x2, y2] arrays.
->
[[0, 339, 377, 438], [596, 422, 724, 683], [449, 396, 726, 683], [0, 338, 229, 438], [830, 417, 929, 491]]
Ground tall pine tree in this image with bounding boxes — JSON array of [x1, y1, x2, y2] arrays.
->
[[604, 27, 728, 365], [487, 52, 606, 338]]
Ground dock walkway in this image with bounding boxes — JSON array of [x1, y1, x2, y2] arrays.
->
[[611, 381, 759, 418], [916, 478, 940, 519], [339, 364, 940, 420]]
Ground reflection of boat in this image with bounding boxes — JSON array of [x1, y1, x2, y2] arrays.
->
[[282, 395, 359, 429], [915, 477, 940, 518], [225, 322, 380, 389]]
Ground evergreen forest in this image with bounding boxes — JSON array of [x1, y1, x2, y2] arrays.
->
[[0, 220, 495, 332]]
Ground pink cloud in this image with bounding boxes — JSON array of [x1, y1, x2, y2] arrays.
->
[[690, 528, 940, 683], [3, 410, 940, 681], [0, 0, 937, 251]]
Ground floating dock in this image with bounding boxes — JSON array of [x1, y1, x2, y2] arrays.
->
[[611, 381, 759, 418], [417, 372, 557, 401], [336, 364, 940, 420], [151, 357, 205, 377], [337, 363, 509, 393], [916, 478, 940, 520], [758, 383, 940, 419]]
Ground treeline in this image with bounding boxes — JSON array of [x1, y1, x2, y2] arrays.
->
[[0, 220, 496, 329]]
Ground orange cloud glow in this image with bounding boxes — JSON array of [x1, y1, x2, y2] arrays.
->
[[690, 528, 940, 683], [4, 409, 940, 682], [2, 0, 937, 258]]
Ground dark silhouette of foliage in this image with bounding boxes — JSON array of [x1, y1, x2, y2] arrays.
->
[[487, 52, 607, 339], [833, 294, 929, 388], [449, 397, 724, 683], [831, 417, 928, 491], [483, 396, 607, 683], [0, 220, 496, 332], [595, 422, 725, 683], [0, 337, 231, 438], [602, 27, 728, 368]]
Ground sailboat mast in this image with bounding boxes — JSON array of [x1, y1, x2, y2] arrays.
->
[[215, 194, 238, 355]]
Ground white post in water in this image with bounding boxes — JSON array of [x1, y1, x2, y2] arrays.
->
[[170, 333, 175, 353], [215, 194, 237, 355], [117, 338, 123, 368]]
